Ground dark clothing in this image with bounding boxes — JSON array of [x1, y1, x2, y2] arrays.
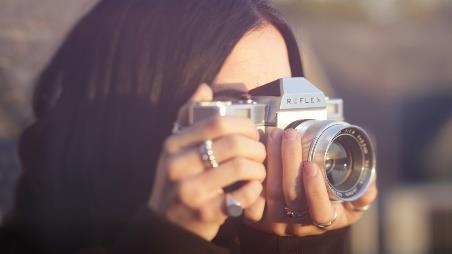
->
[[1, 206, 350, 254]]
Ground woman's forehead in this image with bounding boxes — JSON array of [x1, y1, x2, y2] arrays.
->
[[212, 24, 292, 93]]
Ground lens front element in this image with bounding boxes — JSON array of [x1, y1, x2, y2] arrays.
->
[[325, 138, 352, 187], [325, 133, 366, 195]]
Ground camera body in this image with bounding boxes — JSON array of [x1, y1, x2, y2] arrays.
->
[[185, 78, 375, 201], [188, 78, 342, 129]]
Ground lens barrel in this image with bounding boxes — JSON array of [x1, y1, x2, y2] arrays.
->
[[294, 120, 375, 201]]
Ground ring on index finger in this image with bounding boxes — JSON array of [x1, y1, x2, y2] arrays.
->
[[199, 139, 219, 168]]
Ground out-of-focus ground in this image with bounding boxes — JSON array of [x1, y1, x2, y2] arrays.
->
[[0, 0, 451, 253]]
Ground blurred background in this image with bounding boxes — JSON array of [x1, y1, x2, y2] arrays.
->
[[0, 0, 451, 253]]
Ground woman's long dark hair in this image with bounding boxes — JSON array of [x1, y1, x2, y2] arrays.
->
[[14, 0, 302, 252]]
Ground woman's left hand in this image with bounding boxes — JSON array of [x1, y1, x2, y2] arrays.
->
[[245, 128, 378, 236]]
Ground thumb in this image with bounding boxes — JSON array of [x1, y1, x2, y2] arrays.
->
[[190, 83, 213, 102]]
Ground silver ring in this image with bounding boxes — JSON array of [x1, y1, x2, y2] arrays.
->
[[225, 194, 243, 217], [172, 122, 181, 133], [283, 207, 309, 219], [312, 205, 338, 229], [350, 203, 370, 212], [199, 139, 219, 168]]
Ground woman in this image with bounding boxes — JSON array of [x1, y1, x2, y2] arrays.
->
[[1, 0, 377, 253]]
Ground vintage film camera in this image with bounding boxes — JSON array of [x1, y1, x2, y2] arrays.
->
[[185, 77, 375, 201]]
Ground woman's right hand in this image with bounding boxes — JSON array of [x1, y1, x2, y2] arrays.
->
[[148, 84, 267, 240]]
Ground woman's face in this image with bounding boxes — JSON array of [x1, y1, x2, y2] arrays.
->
[[213, 23, 292, 92]]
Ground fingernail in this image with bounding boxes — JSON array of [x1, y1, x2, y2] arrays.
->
[[283, 129, 297, 141], [303, 162, 318, 177]]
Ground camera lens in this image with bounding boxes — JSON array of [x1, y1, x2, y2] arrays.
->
[[324, 134, 363, 192], [294, 120, 375, 201], [325, 138, 351, 187]]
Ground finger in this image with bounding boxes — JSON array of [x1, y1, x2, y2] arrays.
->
[[167, 135, 266, 181], [178, 158, 266, 207], [244, 192, 266, 222], [196, 158, 266, 192], [196, 180, 263, 222], [347, 178, 378, 212], [164, 116, 259, 154], [281, 128, 305, 211], [265, 128, 288, 235], [302, 162, 335, 225], [176, 83, 213, 126], [210, 135, 266, 163], [265, 128, 284, 203]]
